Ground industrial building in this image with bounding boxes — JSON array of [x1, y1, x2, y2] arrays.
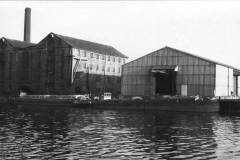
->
[[0, 38, 35, 95], [23, 32, 127, 96], [0, 8, 127, 96], [121, 46, 240, 98], [0, 33, 127, 96]]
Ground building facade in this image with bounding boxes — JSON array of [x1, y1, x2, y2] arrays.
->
[[0, 33, 127, 96], [0, 37, 35, 96], [121, 47, 240, 98]]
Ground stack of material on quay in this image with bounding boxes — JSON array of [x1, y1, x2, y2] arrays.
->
[[121, 46, 240, 98], [14, 94, 91, 106]]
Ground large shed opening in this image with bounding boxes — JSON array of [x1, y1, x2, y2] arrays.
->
[[152, 66, 177, 95]]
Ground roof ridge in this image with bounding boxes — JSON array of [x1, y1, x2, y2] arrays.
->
[[52, 32, 113, 49], [0, 36, 35, 48], [51, 32, 128, 58], [165, 46, 240, 71]]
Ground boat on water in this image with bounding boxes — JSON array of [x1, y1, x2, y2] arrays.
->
[[0, 94, 220, 112], [219, 97, 240, 114]]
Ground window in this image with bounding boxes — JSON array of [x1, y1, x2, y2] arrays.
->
[[77, 64, 81, 70], [118, 57, 121, 63], [107, 67, 110, 72], [84, 51, 87, 57], [76, 72, 81, 79], [90, 64, 93, 70], [118, 67, 121, 73], [102, 55, 105, 60], [113, 57, 115, 62], [77, 49, 81, 57], [83, 63, 87, 69], [123, 59, 125, 64], [96, 65, 99, 71], [91, 53, 94, 58], [108, 55, 110, 61], [113, 67, 115, 72], [96, 54, 99, 59], [102, 66, 105, 71]]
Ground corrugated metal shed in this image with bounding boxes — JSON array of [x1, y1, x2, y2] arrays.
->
[[122, 46, 236, 97]]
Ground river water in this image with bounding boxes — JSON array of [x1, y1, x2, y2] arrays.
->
[[1, 105, 240, 160]]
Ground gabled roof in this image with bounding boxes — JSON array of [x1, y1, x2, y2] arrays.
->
[[51, 33, 128, 58], [1, 37, 35, 48], [165, 46, 240, 71], [124, 46, 240, 72]]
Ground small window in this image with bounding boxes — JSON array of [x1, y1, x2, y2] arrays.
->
[[113, 57, 115, 62], [118, 67, 121, 73], [91, 53, 94, 58], [96, 54, 99, 59], [102, 55, 105, 60], [102, 66, 105, 71], [83, 63, 87, 69], [118, 57, 121, 63], [78, 50, 81, 57], [108, 56, 110, 61], [113, 67, 115, 72], [84, 51, 87, 57], [90, 64, 93, 70], [96, 65, 99, 71], [107, 67, 110, 72]]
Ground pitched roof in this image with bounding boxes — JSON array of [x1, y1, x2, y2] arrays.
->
[[1, 37, 35, 48], [124, 46, 240, 72], [165, 46, 240, 71], [51, 33, 128, 58]]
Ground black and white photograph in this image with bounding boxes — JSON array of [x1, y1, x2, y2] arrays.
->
[[1, 0, 240, 159]]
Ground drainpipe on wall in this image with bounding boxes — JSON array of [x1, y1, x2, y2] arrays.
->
[[228, 68, 229, 96]]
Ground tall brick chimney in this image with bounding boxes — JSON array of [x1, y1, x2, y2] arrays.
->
[[24, 7, 31, 42]]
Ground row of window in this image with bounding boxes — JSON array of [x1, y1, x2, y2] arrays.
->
[[81, 63, 121, 73], [77, 50, 125, 63]]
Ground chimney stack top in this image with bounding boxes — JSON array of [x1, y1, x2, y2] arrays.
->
[[24, 7, 31, 42]]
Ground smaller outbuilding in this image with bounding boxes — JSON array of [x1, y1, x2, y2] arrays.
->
[[121, 46, 240, 98]]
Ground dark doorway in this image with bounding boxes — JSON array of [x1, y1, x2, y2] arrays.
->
[[20, 85, 33, 94], [155, 70, 176, 95]]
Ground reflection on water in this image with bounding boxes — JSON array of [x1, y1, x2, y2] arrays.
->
[[1, 105, 240, 159]]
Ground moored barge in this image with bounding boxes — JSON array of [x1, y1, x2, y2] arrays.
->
[[0, 95, 220, 112]]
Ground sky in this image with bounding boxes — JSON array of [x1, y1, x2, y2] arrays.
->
[[1, 1, 240, 68]]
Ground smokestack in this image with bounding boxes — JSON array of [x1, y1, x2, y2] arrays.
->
[[24, 7, 31, 42]]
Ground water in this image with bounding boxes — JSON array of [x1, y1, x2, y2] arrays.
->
[[1, 105, 240, 159]]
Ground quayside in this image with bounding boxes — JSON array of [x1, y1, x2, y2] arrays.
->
[[0, 95, 220, 113]]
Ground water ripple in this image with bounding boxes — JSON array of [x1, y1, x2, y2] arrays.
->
[[1, 105, 240, 159]]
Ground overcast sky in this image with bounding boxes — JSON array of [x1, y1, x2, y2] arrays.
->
[[1, 1, 240, 68]]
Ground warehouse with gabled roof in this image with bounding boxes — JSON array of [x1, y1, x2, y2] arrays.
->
[[15, 32, 127, 96], [121, 46, 240, 98]]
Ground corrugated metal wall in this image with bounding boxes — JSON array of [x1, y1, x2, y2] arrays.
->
[[0, 42, 19, 95], [24, 34, 73, 95], [121, 47, 216, 97]]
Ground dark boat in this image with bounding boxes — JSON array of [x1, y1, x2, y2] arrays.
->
[[219, 98, 240, 114]]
